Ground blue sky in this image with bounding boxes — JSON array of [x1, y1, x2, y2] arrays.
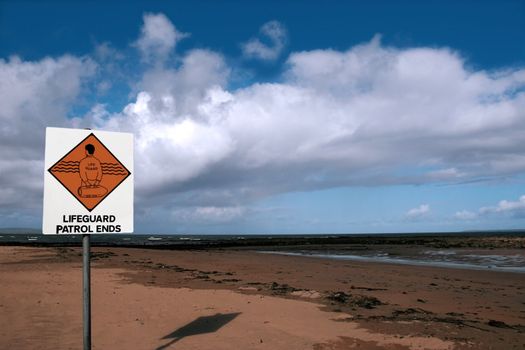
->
[[0, 0, 524, 233], [2, 0, 524, 68]]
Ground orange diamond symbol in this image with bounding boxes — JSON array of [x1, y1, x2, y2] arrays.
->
[[48, 133, 131, 212]]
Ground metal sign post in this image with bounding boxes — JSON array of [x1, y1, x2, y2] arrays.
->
[[82, 234, 91, 350]]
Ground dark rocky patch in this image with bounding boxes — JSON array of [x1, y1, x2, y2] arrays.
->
[[326, 291, 383, 309], [269, 282, 299, 294], [487, 320, 513, 329]]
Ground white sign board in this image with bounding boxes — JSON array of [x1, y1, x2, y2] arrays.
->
[[43, 127, 133, 234]]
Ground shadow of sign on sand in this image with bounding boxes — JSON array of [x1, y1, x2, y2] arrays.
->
[[156, 312, 241, 350]]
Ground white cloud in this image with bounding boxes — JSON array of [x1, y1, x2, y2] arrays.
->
[[454, 210, 477, 220], [479, 195, 525, 215], [406, 204, 430, 219], [242, 20, 287, 60], [134, 13, 189, 63], [128, 96, 235, 187], [126, 49, 230, 120], [92, 35, 525, 216], [94, 42, 124, 61], [0, 55, 96, 222], [454, 195, 525, 221], [96, 80, 111, 95], [92, 49, 233, 194]]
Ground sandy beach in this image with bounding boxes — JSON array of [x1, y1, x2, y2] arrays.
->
[[0, 246, 523, 349]]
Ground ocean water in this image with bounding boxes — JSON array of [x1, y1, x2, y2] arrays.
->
[[0, 234, 209, 246], [261, 248, 525, 273]]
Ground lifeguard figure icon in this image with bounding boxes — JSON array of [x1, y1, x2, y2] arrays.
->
[[48, 133, 131, 212], [78, 144, 108, 198]]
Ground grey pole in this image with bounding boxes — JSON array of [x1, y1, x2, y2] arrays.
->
[[82, 127, 92, 350], [82, 234, 91, 350]]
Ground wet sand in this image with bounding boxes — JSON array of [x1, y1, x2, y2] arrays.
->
[[0, 246, 523, 349]]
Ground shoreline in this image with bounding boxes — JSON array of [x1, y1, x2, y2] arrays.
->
[[1, 246, 524, 349], [257, 250, 525, 274]]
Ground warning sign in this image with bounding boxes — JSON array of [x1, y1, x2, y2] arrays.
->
[[48, 133, 130, 212], [43, 127, 133, 234]]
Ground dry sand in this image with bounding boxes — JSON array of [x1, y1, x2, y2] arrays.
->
[[0, 246, 523, 349]]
